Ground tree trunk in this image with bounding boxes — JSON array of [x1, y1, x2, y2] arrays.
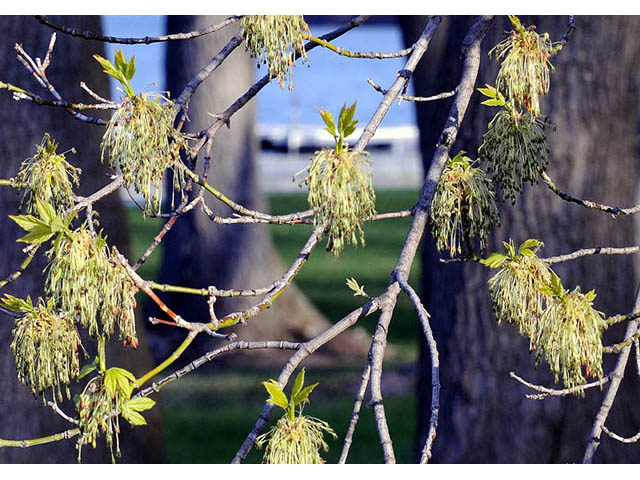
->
[[151, 15, 366, 364], [402, 15, 640, 463], [0, 15, 164, 463]]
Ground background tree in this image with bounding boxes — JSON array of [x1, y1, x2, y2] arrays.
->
[[401, 15, 640, 463], [0, 15, 164, 463]]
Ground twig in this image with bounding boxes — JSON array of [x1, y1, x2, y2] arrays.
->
[[34, 15, 241, 44], [307, 35, 413, 59], [543, 245, 640, 264], [509, 371, 611, 400], [601, 425, 640, 444], [397, 276, 439, 464], [134, 341, 300, 399], [0, 244, 40, 292], [557, 16, 576, 50], [47, 402, 78, 425], [368, 78, 456, 103], [541, 171, 640, 215], [338, 363, 371, 464]]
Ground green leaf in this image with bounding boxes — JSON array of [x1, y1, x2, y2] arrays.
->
[[35, 197, 57, 224], [16, 225, 54, 245], [481, 98, 505, 107], [585, 289, 597, 302], [519, 239, 542, 255], [317, 109, 336, 137], [125, 55, 136, 81], [502, 240, 517, 259], [346, 277, 367, 296], [480, 252, 509, 269], [262, 379, 289, 410], [9, 214, 48, 232], [291, 382, 318, 406], [126, 397, 156, 412], [291, 368, 305, 400], [121, 407, 147, 426], [104, 367, 136, 398], [49, 216, 66, 234], [78, 362, 97, 380], [1, 294, 36, 313], [93, 54, 120, 80]]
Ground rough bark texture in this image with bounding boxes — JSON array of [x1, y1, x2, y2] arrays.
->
[[401, 15, 640, 463], [150, 16, 367, 365], [0, 16, 164, 463]]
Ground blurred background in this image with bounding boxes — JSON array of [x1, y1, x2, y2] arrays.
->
[[1, 15, 640, 464]]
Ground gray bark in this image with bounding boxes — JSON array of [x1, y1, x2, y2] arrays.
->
[[401, 15, 640, 463], [0, 15, 164, 463]]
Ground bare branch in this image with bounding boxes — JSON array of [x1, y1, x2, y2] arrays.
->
[[543, 245, 640, 264], [541, 171, 640, 215], [368, 78, 456, 103], [509, 371, 611, 400], [601, 425, 640, 444], [338, 363, 371, 464], [34, 15, 241, 44]]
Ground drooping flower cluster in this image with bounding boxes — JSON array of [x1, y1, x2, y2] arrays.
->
[[5, 295, 81, 402], [478, 16, 560, 204], [431, 151, 500, 257], [45, 227, 138, 346], [241, 15, 310, 90], [101, 94, 188, 215], [15, 133, 80, 216], [483, 239, 606, 392]]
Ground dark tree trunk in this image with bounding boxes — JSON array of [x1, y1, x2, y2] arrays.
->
[[0, 16, 164, 463], [151, 15, 366, 363], [401, 15, 640, 463]]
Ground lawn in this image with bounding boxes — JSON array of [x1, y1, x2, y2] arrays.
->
[[126, 188, 425, 463]]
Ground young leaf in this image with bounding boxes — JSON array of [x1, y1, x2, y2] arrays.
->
[[1, 294, 36, 313], [262, 379, 289, 410], [16, 224, 54, 244], [291, 368, 305, 400], [121, 407, 147, 426], [317, 109, 336, 137], [346, 277, 367, 297], [78, 362, 97, 380], [480, 252, 509, 269], [35, 197, 57, 224], [519, 239, 542, 255], [126, 397, 156, 412], [291, 382, 319, 406], [9, 214, 48, 233]]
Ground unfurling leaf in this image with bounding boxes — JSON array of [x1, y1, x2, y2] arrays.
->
[[291, 382, 319, 407], [346, 277, 368, 296], [262, 379, 289, 410], [291, 368, 306, 400]]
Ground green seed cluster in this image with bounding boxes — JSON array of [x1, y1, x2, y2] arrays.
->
[[490, 15, 557, 117], [241, 15, 310, 90], [256, 414, 337, 464], [46, 228, 138, 346], [11, 299, 81, 402], [478, 110, 550, 204], [76, 378, 120, 463], [101, 94, 187, 215], [15, 133, 80, 216], [303, 148, 376, 256], [536, 287, 605, 391], [431, 152, 500, 257], [488, 250, 552, 340]]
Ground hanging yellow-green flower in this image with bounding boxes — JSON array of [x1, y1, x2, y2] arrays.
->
[[431, 151, 500, 258], [482, 239, 553, 341], [490, 15, 559, 117], [96, 50, 188, 215], [14, 133, 80, 216], [478, 104, 551, 204], [2, 294, 81, 402], [241, 15, 310, 90], [256, 368, 337, 464], [536, 276, 605, 391], [300, 102, 375, 255], [45, 227, 138, 346]]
